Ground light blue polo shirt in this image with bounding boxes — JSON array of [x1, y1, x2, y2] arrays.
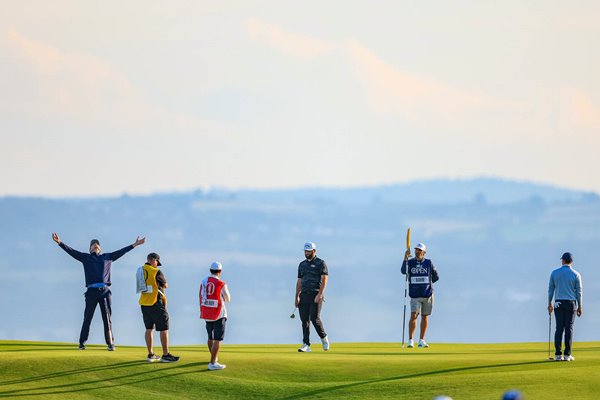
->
[[548, 265, 582, 306]]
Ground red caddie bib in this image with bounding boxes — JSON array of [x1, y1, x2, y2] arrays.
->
[[200, 276, 225, 320]]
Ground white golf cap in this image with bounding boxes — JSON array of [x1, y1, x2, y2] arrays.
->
[[414, 242, 426, 251], [210, 261, 222, 271], [303, 241, 316, 251]]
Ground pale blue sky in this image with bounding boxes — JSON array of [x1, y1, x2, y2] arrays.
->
[[1, 1, 599, 197]]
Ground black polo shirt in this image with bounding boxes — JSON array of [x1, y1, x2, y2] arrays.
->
[[298, 256, 328, 295]]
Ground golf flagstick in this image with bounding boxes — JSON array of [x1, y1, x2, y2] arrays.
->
[[401, 227, 411, 348]]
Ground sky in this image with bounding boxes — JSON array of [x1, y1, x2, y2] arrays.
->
[[1, 1, 599, 197]]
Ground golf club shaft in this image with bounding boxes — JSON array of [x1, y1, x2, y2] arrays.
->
[[548, 312, 552, 359]]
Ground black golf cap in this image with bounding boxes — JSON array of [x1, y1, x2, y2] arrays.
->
[[561, 252, 573, 264], [90, 239, 100, 247], [148, 252, 162, 266]]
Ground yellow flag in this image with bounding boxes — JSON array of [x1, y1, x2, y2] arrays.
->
[[406, 227, 411, 251]]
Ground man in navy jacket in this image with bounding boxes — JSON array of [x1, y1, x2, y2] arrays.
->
[[401, 242, 439, 348], [52, 232, 145, 350]]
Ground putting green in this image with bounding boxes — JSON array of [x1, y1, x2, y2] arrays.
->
[[1, 341, 598, 399]]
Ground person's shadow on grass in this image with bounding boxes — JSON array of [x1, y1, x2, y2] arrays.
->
[[281, 360, 547, 399], [0, 360, 209, 397]]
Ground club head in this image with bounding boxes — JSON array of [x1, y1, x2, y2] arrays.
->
[[290, 313, 295, 319]]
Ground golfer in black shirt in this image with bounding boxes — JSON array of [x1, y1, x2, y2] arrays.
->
[[295, 241, 329, 352]]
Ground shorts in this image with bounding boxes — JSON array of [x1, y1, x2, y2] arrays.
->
[[141, 301, 170, 331], [410, 295, 434, 316], [205, 318, 227, 341]]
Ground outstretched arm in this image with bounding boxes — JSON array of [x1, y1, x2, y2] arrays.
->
[[53, 233, 86, 262], [108, 236, 145, 261]]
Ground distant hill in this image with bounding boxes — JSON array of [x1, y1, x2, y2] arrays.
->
[[1, 177, 598, 346], [226, 177, 598, 205]]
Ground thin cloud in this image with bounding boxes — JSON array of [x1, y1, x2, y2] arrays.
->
[[515, 86, 600, 143], [5, 29, 133, 116], [345, 40, 497, 121], [566, 87, 600, 130], [245, 20, 497, 124], [247, 18, 335, 59], [3, 30, 211, 132]]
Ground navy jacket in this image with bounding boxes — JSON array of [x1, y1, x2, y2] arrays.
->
[[401, 258, 439, 298], [59, 242, 134, 287]]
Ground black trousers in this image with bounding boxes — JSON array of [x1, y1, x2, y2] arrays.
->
[[299, 295, 327, 346], [554, 300, 576, 356], [79, 287, 113, 346]]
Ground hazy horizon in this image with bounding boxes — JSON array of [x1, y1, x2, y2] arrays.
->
[[1, 175, 598, 200]]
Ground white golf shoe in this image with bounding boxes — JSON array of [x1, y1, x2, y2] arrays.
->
[[407, 339, 414, 348], [208, 362, 226, 370], [563, 355, 575, 361], [418, 339, 429, 348], [146, 353, 160, 362], [298, 344, 311, 352], [554, 355, 563, 361], [321, 336, 330, 351]]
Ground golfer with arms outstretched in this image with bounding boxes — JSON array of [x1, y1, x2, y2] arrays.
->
[[52, 233, 145, 350]]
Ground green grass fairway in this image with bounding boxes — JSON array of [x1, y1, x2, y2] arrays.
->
[[1, 341, 599, 399]]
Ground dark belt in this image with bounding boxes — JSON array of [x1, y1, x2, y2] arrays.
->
[[87, 285, 109, 290]]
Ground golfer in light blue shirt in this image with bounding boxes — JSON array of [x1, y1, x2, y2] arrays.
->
[[547, 252, 583, 361]]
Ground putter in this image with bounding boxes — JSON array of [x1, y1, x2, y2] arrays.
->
[[547, 312, 554, 360], [290, 307, 297, 319]]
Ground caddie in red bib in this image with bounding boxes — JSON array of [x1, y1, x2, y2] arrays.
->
[[200, 276, 226, 320], [199, 261, 231, 371]]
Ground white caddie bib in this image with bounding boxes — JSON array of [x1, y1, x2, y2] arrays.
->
[[411, 276, 431, 284], [202, 299, 218, 308]]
